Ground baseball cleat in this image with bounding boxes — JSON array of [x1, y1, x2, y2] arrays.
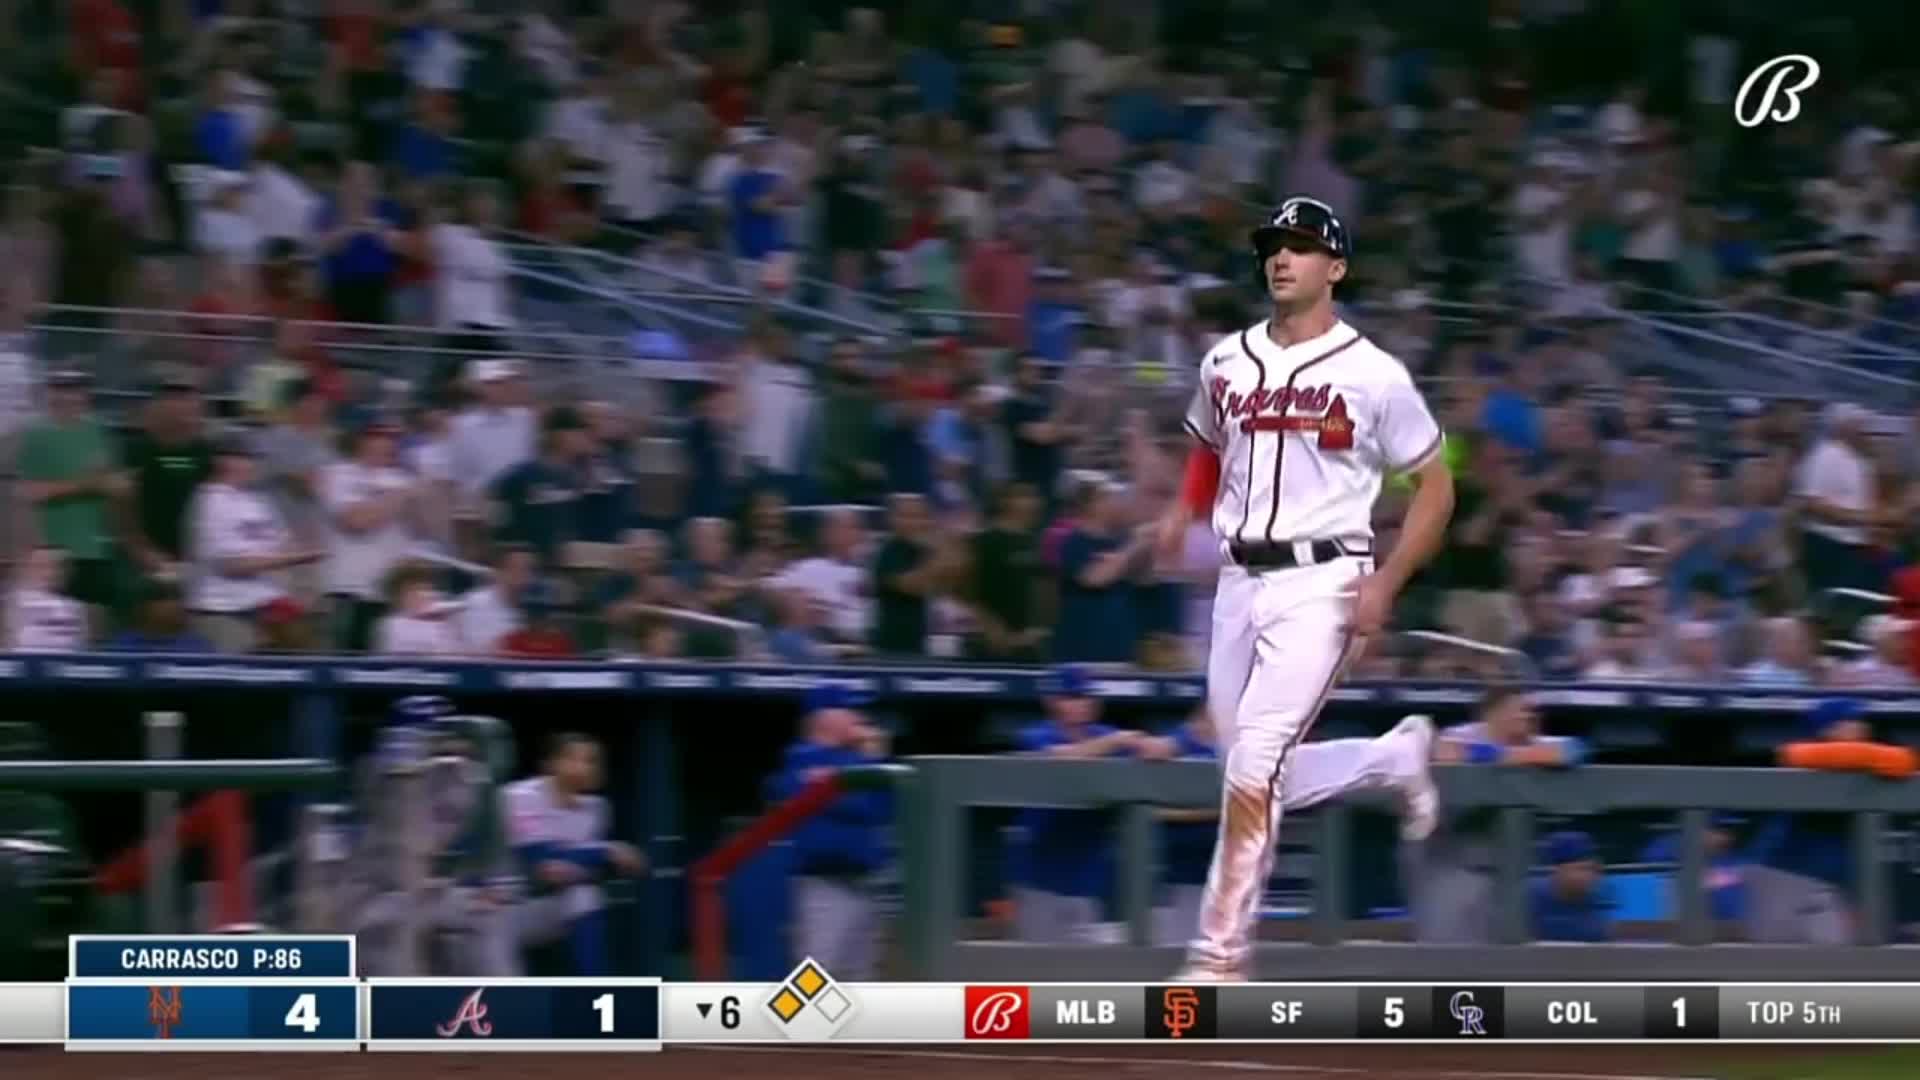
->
[[1388, 714, 1439, 841]]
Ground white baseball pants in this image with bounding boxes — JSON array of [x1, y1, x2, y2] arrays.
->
[[1185, 554, 1405, 973]]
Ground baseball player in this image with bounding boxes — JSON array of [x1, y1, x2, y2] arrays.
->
[[1158, 196, 1456, 981], [504, 733, 647, 975], [1010, 664, 1156, 944], [769, 684, 893, 978]]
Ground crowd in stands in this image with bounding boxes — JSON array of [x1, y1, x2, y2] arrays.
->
[[0, 1, 1918, 684]]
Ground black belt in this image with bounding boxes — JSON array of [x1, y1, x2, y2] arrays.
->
[[1227, 538, 1371, 570]]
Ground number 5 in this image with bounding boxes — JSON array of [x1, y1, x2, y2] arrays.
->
[[1384, 997, 1404, 1029], [285, 993, 320, 1033]]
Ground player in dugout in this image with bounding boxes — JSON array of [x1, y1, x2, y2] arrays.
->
[[1531, 830, 1611, 942], [505, 733, 648, 975], [1010, 663, 1169, 944], [768, 683, 894, 978], [1152, 706, 1219, 946], [1414, 685, 1589, 943], [1746, 697, 1917, 944]]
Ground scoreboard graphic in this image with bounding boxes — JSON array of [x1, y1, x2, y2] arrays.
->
[[7, 937, 1920, 1048]]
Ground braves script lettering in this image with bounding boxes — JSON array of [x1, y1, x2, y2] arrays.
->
[[436, 989, 495, 1037], [1211, 378, 1356, 447]]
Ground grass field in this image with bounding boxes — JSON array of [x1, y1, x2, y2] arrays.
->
[[1717, 1047, 1920, 1079]]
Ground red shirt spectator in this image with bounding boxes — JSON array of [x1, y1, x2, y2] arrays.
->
[[893, 145, 941, 199], [518, 146, 594, 242], [519, 183, 590, 241], [964, 236, 1032, 349], [187, 262, 263, 377], [499, 626, 578, 659], [1895, 566, 1920, 676], [71, 0, 144, 108], [702, 56, 753, 131], [329, 2, 385, 72], [895, 201, 940, 250]]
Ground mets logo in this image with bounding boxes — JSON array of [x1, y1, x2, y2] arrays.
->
[[436, 988, 495, 1038], [1448, 991, 1487, 1036], [148, 986, 182, 1039], [963, 986, 1029, 1039], [1162, 988, 1200, 1038]]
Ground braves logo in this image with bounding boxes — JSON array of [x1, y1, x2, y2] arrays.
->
[[436, 988, 495, 1038], [1317, 395, 1355, 450], [964, 986, 1030, 1039]]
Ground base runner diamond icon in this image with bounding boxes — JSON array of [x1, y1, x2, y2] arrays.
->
[[762, 957, 859, 1040]]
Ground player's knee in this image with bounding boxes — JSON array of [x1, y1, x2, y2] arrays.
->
[[1222, 744, 1279, 799]]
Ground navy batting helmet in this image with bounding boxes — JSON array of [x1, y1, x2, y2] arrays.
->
[[1251, 196, 1350, 288]]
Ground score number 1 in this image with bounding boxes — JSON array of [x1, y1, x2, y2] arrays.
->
[[1647, 987, 1717, 1039], [555, 986, 659, 1041]]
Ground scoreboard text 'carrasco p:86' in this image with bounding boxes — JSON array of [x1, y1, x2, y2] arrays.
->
[[4, 939, 1920, 1048]]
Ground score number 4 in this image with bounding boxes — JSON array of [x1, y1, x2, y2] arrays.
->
[[286, 993, 321, 1033]]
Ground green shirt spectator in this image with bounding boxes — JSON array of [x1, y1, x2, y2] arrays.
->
[[18, 373, 119, 562]]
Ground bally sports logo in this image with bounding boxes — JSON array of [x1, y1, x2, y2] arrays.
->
[[964, 986, 1030, 1039]]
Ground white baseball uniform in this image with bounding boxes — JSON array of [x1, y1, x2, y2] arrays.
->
[[1181, 316, 1443, 973]]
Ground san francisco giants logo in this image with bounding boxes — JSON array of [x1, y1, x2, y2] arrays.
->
[[436, 988, 494, 1037], [1162, 988, 1200, 1038], [148, 986, 182, 1039]]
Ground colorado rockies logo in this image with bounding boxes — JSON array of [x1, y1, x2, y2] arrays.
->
[[1449, 991, 1487, 1036]]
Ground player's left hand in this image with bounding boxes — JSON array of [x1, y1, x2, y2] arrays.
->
[[1344, 573, 1398, 639]]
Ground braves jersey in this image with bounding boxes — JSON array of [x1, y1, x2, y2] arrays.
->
[[1184, 319, 1442, 545]]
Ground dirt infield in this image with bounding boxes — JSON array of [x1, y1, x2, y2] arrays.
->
[[7, 1043, 1909, 1080]]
